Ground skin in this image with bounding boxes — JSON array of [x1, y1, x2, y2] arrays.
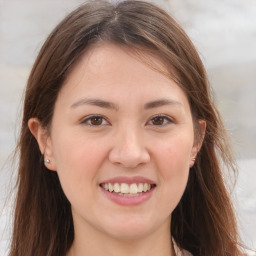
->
[[29, 43, 205, 256]]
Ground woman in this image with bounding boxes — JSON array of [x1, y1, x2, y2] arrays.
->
[[10, 0, 244, 255]]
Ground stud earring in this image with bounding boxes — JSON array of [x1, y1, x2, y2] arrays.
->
[[44, 159, 50, 164], [191, 157, 196, 162]]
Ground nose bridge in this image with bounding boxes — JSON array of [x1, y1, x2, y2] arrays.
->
[[109, 122, 150, 168], [122, 126, 141, 152]]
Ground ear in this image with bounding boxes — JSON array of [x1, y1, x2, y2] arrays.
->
[[28, 118, 57, 171], [190, 120, 206, 167]]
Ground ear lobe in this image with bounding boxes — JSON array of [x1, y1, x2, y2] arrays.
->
[[190, 120, 206, 167], [28, 118, 57, 171]]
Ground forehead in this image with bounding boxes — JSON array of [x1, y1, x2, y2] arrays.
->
[[58, 43, 189, 109], [64, 43, 169, 84]]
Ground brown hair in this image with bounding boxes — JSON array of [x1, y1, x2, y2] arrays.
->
[[10, 0, 244, 255]]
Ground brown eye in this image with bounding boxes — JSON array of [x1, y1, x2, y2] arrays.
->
[[152, 116, 165, 125], [82, 115, 109, 126], [90, 116, 103, 125], [148, 115, 173, 126]]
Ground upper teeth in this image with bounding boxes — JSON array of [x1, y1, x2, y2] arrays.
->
[[102, 183, 152, 194]]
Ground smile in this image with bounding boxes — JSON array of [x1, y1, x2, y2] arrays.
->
[[99, 176, 156, 205], [100, 182, 155, 196]]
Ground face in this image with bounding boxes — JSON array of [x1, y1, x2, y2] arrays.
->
[[31, 43, 202, 241]]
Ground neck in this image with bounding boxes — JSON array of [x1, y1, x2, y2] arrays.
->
[[69, 216, 175, 256]]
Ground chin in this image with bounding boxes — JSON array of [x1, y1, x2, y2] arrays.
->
[[101, 216, 158, 240], [107, 226, 152, 241]]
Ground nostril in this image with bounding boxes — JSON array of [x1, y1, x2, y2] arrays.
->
[[108, 148, 150, 168]]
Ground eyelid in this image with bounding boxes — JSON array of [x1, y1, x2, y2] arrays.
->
[[146, 114, 174, 126], [80, 114, 110, 126]]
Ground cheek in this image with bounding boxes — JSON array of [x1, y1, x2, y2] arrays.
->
[[155, 136, 193, 176], [51, 132, 108, 194], [51, 134, 111, 213], [53, 131, 105, 170], [153, 135, 193, 208], [161, 145, 190, 193]]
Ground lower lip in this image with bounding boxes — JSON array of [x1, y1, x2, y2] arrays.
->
[[100, 186, 155, 206]]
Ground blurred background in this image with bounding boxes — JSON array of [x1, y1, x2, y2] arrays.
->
[[0, 0, 255, 255]]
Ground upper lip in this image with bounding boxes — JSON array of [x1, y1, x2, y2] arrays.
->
[[100, 176, 156, 185]]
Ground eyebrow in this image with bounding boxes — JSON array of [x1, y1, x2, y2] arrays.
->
[[70, 98, 182, 110], [71, 98, 119, 110], [144, 99, 183, 109]]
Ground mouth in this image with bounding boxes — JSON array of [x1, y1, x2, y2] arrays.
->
[[99, 176, 156, 205], [100, 182, 156, 197]]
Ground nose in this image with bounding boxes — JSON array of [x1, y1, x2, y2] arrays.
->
[[108, 128, 150, 168]]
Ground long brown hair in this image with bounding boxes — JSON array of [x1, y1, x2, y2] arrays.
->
[[10, 0, 243, 255]]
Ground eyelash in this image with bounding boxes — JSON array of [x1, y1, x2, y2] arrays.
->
[[147, 114, 174, 126], [81, 115, 110, 126], [80, 114, 173, 127]]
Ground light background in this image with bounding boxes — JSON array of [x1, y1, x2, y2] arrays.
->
[[0, 0, 255, 255]]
